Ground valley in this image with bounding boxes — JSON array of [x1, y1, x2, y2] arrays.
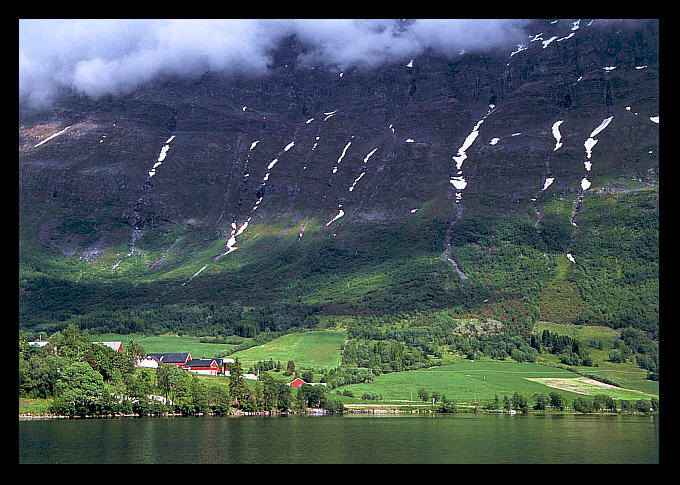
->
[[19, 19, 658, 421]]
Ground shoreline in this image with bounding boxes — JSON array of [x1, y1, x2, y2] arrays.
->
[[20, 408, 641, 420]]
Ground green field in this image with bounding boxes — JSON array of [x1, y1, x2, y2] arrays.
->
[[335, 360, 657, 405], [229, 330, 347, 369], [531, 321, 659, 395], [89, 333, 243, 359]]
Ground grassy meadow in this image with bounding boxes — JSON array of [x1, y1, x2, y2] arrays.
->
[[89, 332, 244, 359], [334, 360, 657, 405], [229, 330, 347, 369]]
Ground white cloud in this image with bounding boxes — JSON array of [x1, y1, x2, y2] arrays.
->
[[19, 19, 530, 110]]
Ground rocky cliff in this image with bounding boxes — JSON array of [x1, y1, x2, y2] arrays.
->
[[18, 19, 659, 334]]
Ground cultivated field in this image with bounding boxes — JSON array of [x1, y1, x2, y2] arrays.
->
[[335, 360, 656, 404], [525, 377, 655, 400], [229, 330, 347, 369]]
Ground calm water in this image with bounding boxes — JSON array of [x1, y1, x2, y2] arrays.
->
[[19, 414, 659, 464]]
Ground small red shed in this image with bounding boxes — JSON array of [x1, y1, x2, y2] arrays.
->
[[289, 378, 306, 388]]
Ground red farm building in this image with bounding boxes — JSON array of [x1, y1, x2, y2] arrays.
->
[[182, 358, 221, 376], [289, 378, 306, 388]]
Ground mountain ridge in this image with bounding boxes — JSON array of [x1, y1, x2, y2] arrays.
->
[[19, 19, 658, 339]]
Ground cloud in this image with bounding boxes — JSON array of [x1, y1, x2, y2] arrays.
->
[[19, 19, 530, 110]]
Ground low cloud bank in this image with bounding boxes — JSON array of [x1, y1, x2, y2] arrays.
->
[[19, 19, 531, 110]]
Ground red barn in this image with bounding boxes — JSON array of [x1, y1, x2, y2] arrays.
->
[[182, 359, 220, 376], [289, 378, 306, 388]]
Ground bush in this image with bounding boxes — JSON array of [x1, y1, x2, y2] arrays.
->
[[321, 398, 345, 414], [437, 402, 457, 413]]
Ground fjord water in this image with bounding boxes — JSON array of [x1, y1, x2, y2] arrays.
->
[[19, 414, 658, 464]]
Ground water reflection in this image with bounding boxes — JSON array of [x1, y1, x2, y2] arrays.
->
[[19, 414, 659, 464]]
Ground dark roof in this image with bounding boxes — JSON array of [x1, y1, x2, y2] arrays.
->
[[183, 358, 217, 368], [146, 352, 191, 363]]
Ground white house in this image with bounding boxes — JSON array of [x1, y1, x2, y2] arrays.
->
[[136, 355, 159, 369], [28, 341, 51, 348]]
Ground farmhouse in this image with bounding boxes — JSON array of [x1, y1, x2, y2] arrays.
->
[[136, 355, 159, 368], [182, 358, 221, 376], [28, 340, 51, 348], [146, 352, 191, 366]]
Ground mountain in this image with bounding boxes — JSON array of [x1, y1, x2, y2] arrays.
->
[[18, 19, 658, 340]]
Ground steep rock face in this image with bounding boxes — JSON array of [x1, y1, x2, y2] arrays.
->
[[19, 19, 658, 258]]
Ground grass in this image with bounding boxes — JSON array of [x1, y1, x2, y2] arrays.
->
[[334, 360, 656, 405], [19, 397, 53, 416], [229, 330, 347, 369]]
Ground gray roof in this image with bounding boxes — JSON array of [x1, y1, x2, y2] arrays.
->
[[183, 358, 217, 367], [146, 352, 191, 363]]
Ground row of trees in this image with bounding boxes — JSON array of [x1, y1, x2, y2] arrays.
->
[[531, 330, 594, 366], [342, 318, 545, 372]]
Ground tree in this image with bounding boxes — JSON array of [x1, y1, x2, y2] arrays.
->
[[229, 358, 249, 407], [156, 364, 191, 405], [124, 368, 155, 400], [284, 360, 295, 376], [634, 400, 652, 414], [53, 323, 91, 361], [20, 352, 60, 398], [650, 397, 659, 412], [549, 392, 565, 411], [207, 384, 231, 415], [299, 384, 325, 408], [84, 344, 135, 382], [261, 374, 277, 412], [52, 361, 105, 416], [512, 392, 528, 413], [533, 393, 549, 410], [186, 375, 209, 414], [592, 394, 616, 412], [321, 396, 345, 414], [125, 341, 146, 364], [620, 399, 633, 413], [437, 401, 457, 413], [417, 388, 430, 402], [573, 397, 594, 413], [276, 382, 292, 412], [294, 389, 307, 413]]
